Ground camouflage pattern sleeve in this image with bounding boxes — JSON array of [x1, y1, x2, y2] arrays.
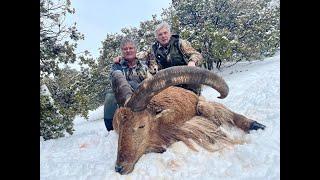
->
[[179, 39, 203, 66], [136, 50, 150, 60], [136, 60, 152, 80]]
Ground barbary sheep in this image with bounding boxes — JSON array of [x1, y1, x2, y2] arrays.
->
[[110, 66, 265, 175]]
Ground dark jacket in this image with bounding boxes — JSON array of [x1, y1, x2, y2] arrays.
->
[[151, 35, 203, 95], [151, 35, 203, 70], [152, 35, 186, 69]]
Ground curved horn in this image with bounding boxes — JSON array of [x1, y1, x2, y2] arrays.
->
[[111, 70, 133, 106], [125, 66, 229, 111]]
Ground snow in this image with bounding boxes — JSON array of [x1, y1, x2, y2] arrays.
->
[[40, 84, 51, 96], [40, 53, 280, 180], [40, 84, 55, 105]]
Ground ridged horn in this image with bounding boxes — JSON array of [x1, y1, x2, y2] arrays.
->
[[125, 66, 229, 111], [111, 70, 133, 106]]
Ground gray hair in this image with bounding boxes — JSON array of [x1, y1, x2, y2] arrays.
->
[[120, 37, 137, 50], [154, 21, 171, 37]]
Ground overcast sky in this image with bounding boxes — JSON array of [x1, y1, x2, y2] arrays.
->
[[66, 0, 172, 58]]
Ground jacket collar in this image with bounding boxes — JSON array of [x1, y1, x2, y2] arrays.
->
[[120, 58, 138, 68]]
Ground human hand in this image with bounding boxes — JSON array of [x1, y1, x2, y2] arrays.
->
[[187, 61, 196, 67], [113, 56, 122, 63]]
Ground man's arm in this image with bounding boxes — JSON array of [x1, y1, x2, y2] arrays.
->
[[113, 56, 122, 64], [136, 51, 150, 60], [113, 50, 151, 64], [109, 63, 122, 78], [111, 63, 118, 71], [179, 39, 203, 66]]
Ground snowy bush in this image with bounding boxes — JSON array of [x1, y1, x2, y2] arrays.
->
[[40, 92, 74, 140], [40, 0, 95, 140]]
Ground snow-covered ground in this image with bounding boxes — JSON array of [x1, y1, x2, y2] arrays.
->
[[40, 53, 280, 180]]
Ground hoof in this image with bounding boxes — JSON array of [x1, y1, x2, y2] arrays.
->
[[249, 121, 266, 131]]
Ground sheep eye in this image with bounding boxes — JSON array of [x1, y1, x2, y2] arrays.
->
[[138, 125, 145, 129], [155, 109, 162, 115]]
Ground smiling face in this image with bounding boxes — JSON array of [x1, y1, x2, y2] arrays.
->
[[114, 108, 152, 174], [121, 42, 137, 61], [156, 27, 171, 46]]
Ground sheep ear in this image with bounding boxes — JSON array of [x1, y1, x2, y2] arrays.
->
[[155, 109, 174, 120]]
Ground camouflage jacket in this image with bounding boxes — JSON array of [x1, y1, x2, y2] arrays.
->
[[110, 58, 149, 91]]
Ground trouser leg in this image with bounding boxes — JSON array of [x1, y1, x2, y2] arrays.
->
[[104, 90, 118, 131]]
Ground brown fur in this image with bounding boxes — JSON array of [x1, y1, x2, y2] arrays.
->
[[197, 96, 254, 131], [113, 86, 255, 174]]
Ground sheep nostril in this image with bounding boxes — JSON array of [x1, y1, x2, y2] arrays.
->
[[115, 164, 124, 173]]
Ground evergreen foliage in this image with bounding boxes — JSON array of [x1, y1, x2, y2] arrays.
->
[[40, 0, 94, 140]]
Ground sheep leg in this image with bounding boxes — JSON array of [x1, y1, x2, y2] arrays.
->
[[197, 99, 265, 132], [232, 113, 265, 132]]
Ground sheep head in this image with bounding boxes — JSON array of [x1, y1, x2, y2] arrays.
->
[[113, 108, 153, 174]]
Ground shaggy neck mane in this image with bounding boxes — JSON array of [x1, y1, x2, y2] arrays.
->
[[149, 117, 236, 152]]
